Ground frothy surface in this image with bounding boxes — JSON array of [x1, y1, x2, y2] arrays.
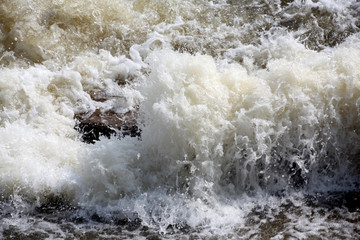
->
[[0, 0, 359, 238]]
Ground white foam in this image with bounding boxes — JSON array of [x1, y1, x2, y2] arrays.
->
[[0, 0, 360, 238], [0, 51, 143, 198]]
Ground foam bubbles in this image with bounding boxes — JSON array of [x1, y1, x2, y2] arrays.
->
[[1, 0, 360, 238]]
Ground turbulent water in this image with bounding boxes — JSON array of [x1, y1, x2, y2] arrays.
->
[[1, 0, 360, 239]]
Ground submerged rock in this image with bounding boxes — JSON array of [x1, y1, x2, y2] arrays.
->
[[75, 108, 140, 144]]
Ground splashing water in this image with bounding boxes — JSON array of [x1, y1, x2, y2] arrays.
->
[[0, 0, 360, 239]]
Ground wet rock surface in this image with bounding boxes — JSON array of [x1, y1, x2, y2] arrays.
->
[[75, 108, 141, 144]]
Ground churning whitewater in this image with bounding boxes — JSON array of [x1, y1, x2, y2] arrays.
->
[[0, 0, 360, 239]]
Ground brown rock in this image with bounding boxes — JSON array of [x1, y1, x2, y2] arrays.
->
[[75, 108, 140, 144]]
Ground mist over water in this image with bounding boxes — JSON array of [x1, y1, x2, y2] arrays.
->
[[1, 0, 360, 239]]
